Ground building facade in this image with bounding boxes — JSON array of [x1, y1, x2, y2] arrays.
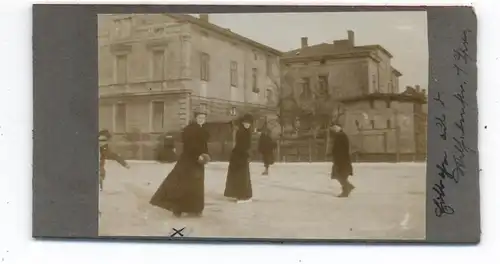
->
[[278, 31, 427, 161], [98, 14, 282, 159]]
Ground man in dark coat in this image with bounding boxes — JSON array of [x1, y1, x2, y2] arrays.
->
[[258, 127, 276, 175], [99, 129, 129, 192], [224, 113, 254, 203], [330, 123, 355, 198], [150, 111, 210, 217]]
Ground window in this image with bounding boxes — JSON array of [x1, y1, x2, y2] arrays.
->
[[116, 55, 128, 83], [152, 101, 165, 132], [115, 103, 127, 133], [386, 100, 391, 108], [230, 107, 237, 116], [253, 50, 258, 60], [266, 56, 273, 76], [370, 120, 375, 129], [387, 119, 392, 128], [230, 61, 238, 87], [252, 68, 258, 93], [301, 77, 311, 99], [372, 74, 377, 92], [200, 52, 210, 81], [266, 89, 274, 104], [152, 50, 165, 80], [318, 75, 329, 96]]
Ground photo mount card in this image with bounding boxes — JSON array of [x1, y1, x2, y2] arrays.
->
[[33, 5, 479, 243]]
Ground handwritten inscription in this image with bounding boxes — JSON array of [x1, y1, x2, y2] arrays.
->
[[432, 29, 475, 217], [432, 179, 455, 217]]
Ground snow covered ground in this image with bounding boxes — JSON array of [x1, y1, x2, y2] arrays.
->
[[99, 161, 426, 240]]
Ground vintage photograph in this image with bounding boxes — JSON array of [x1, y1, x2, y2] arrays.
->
[[97, 11, 428, 240]]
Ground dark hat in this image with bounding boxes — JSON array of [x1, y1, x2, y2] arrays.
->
[[98, 129, 112, 141], [240, 113, 254, 124]]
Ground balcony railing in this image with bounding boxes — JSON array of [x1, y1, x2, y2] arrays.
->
[[99, 80, 181, 96]]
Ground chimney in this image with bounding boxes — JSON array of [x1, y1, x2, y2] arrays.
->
[[301, 37, 308, 48], [199, 14, 209, 22], [415, 85, 421, 92], [347, 30, 355, 46]]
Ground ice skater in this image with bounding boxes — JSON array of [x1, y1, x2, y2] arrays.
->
[[99, 129, 130, 192], [99, 129, 130, 217], [149, 110, 211, 217], [224, 113, 254, 203], [257, 126, 276, 176], [329, 123, 355, 198]]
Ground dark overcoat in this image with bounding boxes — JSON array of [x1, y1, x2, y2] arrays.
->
[[258, 133, 276, 166], [99, 143, 128, 183], [224, 125, 253, 200], [157, 136, 177, 163], [330, 131, 354, 180], [150, 123, 209, 214]]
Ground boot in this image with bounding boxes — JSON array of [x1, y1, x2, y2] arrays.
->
[[337, 183, 355, 198]]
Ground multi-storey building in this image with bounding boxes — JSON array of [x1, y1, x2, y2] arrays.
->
[[278, 31, 427, 161], [98, 14, 282, 159]]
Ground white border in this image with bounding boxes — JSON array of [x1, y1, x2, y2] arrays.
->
[[0, 0, 497, 263]]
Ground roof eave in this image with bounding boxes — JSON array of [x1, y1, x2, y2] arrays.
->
[[165, 14, 283, 56], [280, 51, 376, 63]]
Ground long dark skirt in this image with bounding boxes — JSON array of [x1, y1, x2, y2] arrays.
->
[[330, 163, 353, 180], [150, 157, 204, 214], [261, 151, 275, 168], [224, 153, 252, 200]]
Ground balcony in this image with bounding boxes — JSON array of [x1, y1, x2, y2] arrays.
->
[[99, 80, 186, 97]]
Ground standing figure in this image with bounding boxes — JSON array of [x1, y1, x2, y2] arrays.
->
[[224, 114, 254, 203], [258, 127, 276, 175], [149, 111, 210, 217], [329, 123, 355, 198], [157, 134, 177, 163], [99, 129, 130, 192]]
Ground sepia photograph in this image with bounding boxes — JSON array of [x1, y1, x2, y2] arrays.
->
[[97, 11, 428, 240]]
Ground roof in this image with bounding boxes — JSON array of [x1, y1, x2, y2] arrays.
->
[[165, 14, 283, 56], [392, 67, 402, 77], [282, 42, 393, 60]]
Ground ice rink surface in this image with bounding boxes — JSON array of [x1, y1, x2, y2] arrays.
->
[[99, 161, 426, 240]]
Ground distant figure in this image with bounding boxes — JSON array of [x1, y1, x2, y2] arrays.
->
[[150, 111, 210, 217], [157, 134, 177, 163], [329, 123, 354, 197], [99, 129, 129, 192], [224, 114, 254, 203], [258, 127, 276, 175]]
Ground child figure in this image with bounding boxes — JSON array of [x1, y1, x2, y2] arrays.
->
[[258, 127, 276, 176], [99, 130, 129, 191]]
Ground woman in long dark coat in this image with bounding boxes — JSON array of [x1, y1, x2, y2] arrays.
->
[[224, 114, 254, 203], [149, 111, 210, 217], [330, 123, 355, 198], [157, 134, 177, 163], [258, 127, 276, 175]]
